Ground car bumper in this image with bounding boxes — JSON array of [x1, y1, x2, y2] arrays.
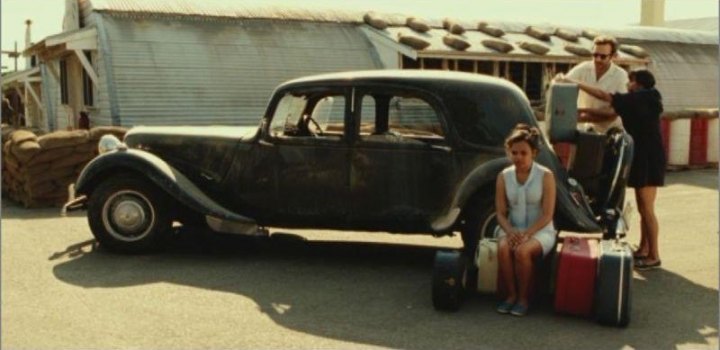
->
[[61, 195, 87, 216]]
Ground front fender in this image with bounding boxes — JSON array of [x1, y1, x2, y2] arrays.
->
[[431, 158, 510, 232], [75, 148, 254, 224]]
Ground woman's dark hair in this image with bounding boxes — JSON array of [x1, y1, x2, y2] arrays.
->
[[505, 123, 541, 151], [629, 69, 656, 89]]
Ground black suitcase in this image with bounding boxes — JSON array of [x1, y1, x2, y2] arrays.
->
[[569, 131, 607, 180], [432, 250, 466, 312], [594, 239, 633, 327]]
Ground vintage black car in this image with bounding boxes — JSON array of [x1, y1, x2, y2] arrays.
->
[[65, 70, 632, 257]]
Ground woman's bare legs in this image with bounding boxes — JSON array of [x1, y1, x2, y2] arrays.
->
[[513, 239, 543, 307], [498, 237, 517, 303], [634, 188, 649, 257], [635, 186, 660, 264]]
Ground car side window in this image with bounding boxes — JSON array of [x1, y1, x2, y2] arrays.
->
[[359, 93, 444, 143], [269, 92, 345, 140], [450, 89, 531, 147]]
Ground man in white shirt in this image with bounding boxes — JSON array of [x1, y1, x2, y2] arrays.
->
[[565, 36, 629, 134]]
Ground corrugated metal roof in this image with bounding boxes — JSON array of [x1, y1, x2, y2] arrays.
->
[[100, 17, 379, 126], [662, 17, 718, 32], [86, 0, 718, 45], [88, 0, 365, 23]]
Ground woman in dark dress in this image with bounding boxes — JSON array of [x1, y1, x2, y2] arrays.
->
[[562, 69, 665, 270]]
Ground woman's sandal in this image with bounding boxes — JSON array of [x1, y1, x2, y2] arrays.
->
[[633, 250, 648, 260], [635, 259, 662, 270]]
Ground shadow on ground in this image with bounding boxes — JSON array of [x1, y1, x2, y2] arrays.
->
[[51, 230, 718, 350], [664, 168, 717, 190], [1, 199, 85, 220]]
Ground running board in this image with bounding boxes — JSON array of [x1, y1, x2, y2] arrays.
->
[[205, 215, 267, 237]]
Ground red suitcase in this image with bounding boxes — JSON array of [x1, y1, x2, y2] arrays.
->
[[554, 237, 599, 317]]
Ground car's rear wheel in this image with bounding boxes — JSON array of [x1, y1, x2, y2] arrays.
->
[[88, 176, 173, 254], [461, 196, 499, 257]]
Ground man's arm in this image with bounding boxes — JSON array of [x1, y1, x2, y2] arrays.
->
[[559, 77, 613, 102], [578, 106, 617, 123]]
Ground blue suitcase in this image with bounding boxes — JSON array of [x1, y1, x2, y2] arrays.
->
[[594, 239, 633, 327], [545, 83, 579, 143]]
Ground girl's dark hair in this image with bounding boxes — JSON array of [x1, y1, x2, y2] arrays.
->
[[505, 123, 541, 151], [629, 69, 656, 89]]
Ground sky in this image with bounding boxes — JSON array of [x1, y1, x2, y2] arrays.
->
[[1, 0, 718, 71]]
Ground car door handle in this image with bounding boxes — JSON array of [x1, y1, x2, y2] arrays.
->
[[430, 145, 452, 152], [259, 139, 274, 147]]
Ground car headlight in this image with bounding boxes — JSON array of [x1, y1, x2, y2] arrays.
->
[[98, 134, 126, 154]]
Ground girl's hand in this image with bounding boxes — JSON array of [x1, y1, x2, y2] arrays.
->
[[522, 231, 533, 244], [508, 229, 523, 248]]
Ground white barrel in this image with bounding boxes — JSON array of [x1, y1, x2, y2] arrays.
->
[[668, 118, 691, 166], [707, 118, 719, 163]]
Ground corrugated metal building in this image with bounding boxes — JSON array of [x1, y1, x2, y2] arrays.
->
[[15, 0, 719, 130]]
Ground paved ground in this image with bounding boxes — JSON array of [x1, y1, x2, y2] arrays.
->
[[1, 169, 718, 349]]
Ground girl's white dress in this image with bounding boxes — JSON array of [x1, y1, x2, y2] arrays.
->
[[497, 161, 557, 256]]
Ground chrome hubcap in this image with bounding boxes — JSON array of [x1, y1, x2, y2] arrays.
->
[[102, 190, 155, 242], [112, 200, 146, 233]]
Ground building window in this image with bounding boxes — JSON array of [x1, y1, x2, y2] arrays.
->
[[478, 61, 494, 75], [422, 58, 443, 70], [446, 59, 456, 71], [82, 51, 94, 106], [401, 55, 420, 69], [525, 62, 543, 104], [555, 63, 571, 74], [458, 60, 474, 73], [498, 61, 508, 79], [508, 62, 524, 88], [59, 59, 69, 105]]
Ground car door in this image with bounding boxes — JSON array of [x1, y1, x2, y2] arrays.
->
[[348, 86, 457, 231], [255, 86, 353, 225]]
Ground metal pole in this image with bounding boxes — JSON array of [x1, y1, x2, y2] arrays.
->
[[14, 41, 18, 72]]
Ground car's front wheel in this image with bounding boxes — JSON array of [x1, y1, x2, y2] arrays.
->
[[88, 176, 173, 254]]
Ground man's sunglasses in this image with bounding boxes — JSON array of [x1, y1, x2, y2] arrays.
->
[[593, 53, 610, 59]]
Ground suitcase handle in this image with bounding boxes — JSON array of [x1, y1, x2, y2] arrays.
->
[[475, 238, 497, 264]]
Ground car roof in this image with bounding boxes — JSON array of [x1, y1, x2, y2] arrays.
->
[[277, 69, 520, 92]]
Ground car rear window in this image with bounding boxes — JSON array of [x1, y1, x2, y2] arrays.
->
[[451, 88, 536, 147]]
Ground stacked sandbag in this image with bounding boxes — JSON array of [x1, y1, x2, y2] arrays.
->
[[1, 126, 127, 208]]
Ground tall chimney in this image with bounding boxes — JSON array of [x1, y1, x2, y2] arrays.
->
[[640, 0, 665, 26], [25, 19, 32, 68]]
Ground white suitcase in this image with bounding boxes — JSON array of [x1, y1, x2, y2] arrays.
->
[[475, 238, 499, 293], [545, 82, 579, 143]]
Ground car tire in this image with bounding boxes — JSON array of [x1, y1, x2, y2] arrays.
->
[[460, 196, 499, 257], [432, 250, 466, 312], [87, 176, 174, 254]]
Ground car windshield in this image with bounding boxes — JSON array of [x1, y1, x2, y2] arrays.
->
[[268, 91, 345, 139], [269, 93, 308, 137]]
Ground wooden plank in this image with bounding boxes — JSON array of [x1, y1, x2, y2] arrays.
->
[[24, 81, 43, 110], [74, 49, 98, 86]]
